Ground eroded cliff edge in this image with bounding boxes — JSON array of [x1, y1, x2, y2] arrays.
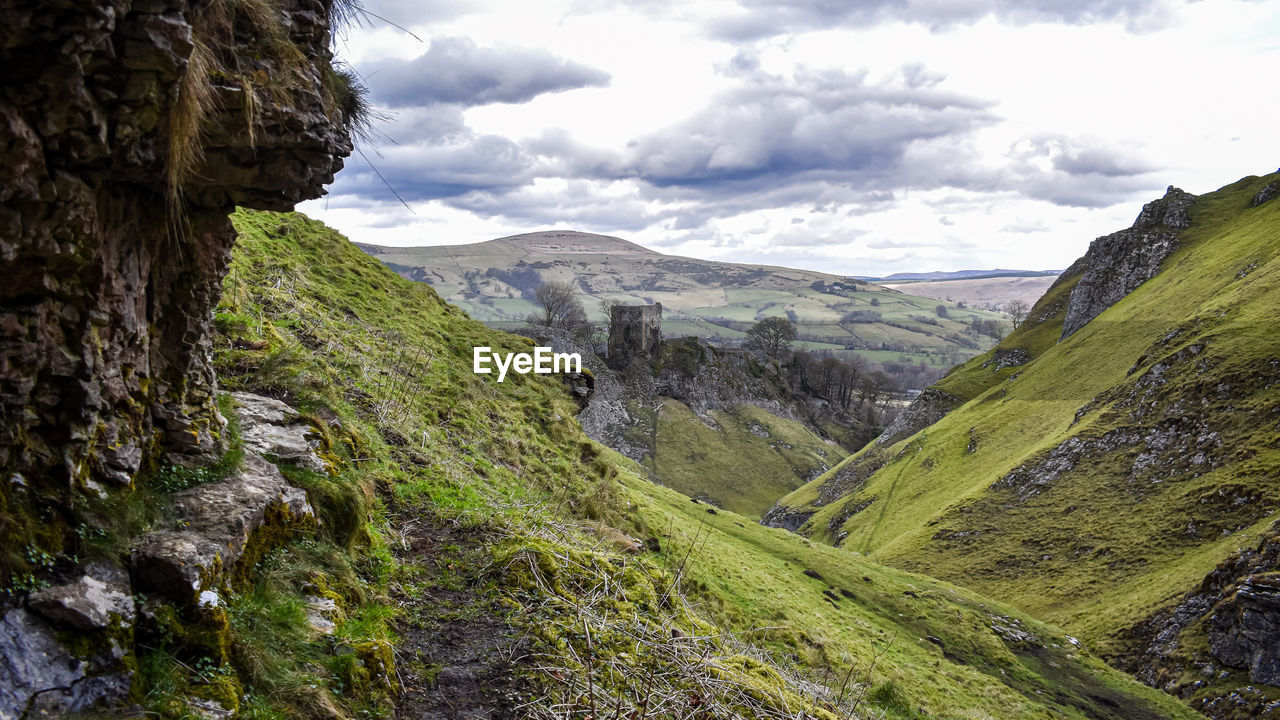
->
[[0, 1, 352, 714], [1, 0, 349, 554]]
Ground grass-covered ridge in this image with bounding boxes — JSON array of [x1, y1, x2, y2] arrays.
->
[[193, 208, 1207, 719], [769, 172, 1280, 710], [646, 399, 848, 518]]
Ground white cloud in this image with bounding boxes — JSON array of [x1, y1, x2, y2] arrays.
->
[[301, 0, 1280, 275]]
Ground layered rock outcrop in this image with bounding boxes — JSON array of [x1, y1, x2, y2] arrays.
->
[[1210, 574, 1280, 686], [1, 0, 349, 565], [1, 1, 352, 715], [1060, 186, 1197, 339]]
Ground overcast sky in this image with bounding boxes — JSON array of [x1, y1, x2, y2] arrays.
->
[[297, 0, 1279, 276]]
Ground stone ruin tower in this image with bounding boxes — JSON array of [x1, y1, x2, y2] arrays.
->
[[607, 303, 662, 369]]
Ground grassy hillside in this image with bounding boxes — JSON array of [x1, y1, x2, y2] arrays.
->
[[359, 231, 1005, 370], [646, 399, 848, 518], [770, 172, 1280, 711], [188, 209, 1202, 719]]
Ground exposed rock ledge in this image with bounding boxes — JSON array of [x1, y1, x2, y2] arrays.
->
[[1, 393, 318, 718], [1060, 186, 1197, 340], [132, 453, 314, 605]]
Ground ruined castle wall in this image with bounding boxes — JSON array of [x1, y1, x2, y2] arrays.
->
[[607, 303, 662, 368]]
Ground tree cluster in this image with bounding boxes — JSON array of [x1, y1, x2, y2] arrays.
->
[[528, 279, 591, 339], [788, 350, 893, 421]]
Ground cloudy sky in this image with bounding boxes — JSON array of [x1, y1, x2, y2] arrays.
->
[[298, 0, 1279, 276]]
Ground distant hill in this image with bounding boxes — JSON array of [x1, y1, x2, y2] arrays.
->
[[864, 268, 1061, 282], [356, 230, 1008, 371], [882, 274, 1060, 310]]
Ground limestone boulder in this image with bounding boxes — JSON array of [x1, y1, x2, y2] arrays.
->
[[232, 392, 328, 473], [132, 453, 314, 604], [27, 566, 134, 632]]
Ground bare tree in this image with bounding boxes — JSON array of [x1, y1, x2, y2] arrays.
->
[[1005, 298, 1030, 330], [530, 280, 589, 335], [746, 316, 797, 360]]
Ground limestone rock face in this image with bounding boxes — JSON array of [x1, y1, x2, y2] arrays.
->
[[984, 348, 1030, 370], [232, 391, 328, 473], [876, 388, 958, 448], [0, 3, 347, 714], [0, 0, 350, 575], [520, 326, 656, 463], [132, 453, 315, 604], [1209, 575, 1280, 686], [1059, 186, 1197, 340]]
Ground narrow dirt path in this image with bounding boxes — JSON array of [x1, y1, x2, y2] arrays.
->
[[391, 518, 533, 720]]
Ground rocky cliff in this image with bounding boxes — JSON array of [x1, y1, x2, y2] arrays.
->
[[1060, 186, 1197, 339], [0, 0, 352, 714], [1, 0, 349, 565]]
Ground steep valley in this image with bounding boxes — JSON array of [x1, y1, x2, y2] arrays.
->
[[3, 3, 1277, 717], [0, 199, 1208, 719], [206, 210, 1205, 720], [766, 174, 1280, 718]]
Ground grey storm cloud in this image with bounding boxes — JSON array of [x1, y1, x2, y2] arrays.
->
[[1002, 134, 1161, 207], [365, 37, 610, 108], [706, 0, 1182, 39], [616, 66, 999, 191], [329, 53, 1163, 231], [330, 132, 535, 201], [1051, 145, 1158, 178], [388, 58, 979, 230]]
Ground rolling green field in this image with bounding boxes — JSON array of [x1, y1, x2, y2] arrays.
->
[[645, 400, 847, 519], [882, 275, 1060, 310]]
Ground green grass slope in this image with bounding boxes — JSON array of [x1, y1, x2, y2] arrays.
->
[[770, 172, 1280, 708], [196, 209, 1201, 719], [646, 399, 848, 519]]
